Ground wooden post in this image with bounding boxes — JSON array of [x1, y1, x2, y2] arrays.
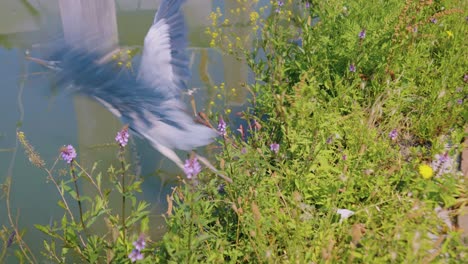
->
[[58, 0, 123, 237], [59, 0, 118, 53], [58, 0, 122, 172]]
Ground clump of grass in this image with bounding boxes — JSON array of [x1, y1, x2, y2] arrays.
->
[[157, 0, 467, 262]]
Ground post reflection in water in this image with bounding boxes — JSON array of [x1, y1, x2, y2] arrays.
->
[[0, 0, 254, 259]]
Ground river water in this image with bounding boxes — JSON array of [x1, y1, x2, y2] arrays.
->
[[0, 0, 264, 260]]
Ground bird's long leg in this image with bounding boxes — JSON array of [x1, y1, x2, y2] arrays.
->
[[194, 153, 232, 183], [150, 140, 185, 170], [149, 138, 232, 183], [25, 56, 61, 71]]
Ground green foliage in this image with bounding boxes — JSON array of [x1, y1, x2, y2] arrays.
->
[[30, 156, 151, 263], [158, 0, 467, 263], [4, 0, 467, 263]]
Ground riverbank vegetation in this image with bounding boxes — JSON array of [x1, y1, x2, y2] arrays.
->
[[2, 0, 467, 263]]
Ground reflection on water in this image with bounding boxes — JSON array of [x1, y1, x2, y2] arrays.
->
[[0, 0, 261, 261]]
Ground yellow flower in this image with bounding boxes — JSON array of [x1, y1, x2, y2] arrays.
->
[[446, 31, 453, 38], [250, 11, 259, 23], [418, 164, 433, 179]]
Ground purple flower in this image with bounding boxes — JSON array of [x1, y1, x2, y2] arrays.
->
[[326, 136, 333, 144], [270, 143, 280, 154], [217, 117, 227, 136], [128, 249, 144, 263], [457, 99, 463, 105], [183, 157, 202, 179], [305, 2, 310, 8], [389, 129, 398, 141], [464, 74, 468, 83], [342, 154, 347, 161], [431, 152, 453, 177], [349, 64, 356, 73], [358, 29, 366, 39], [115, 126, 129, 147], [133, 235, 146, 251], [430, 17, 437, 24], [60, 145, 77, 164], [7, 231, 15, 248], [241, 147, 247, 154], [275, 1, 284, 13], [217, 184, 226, 195]]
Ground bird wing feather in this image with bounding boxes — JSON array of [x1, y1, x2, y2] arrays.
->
[[138, 0, 189, 95]]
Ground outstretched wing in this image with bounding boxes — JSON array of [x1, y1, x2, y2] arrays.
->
[[138, 0, 189, 95]]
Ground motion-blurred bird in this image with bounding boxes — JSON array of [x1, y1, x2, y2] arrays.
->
[[33, 0, 229, 181]]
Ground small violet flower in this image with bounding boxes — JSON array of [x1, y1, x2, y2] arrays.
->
[[275, 1, 284, 13], [270, 143, 280, 154], [349, 64, 356, 73], [60, 145, 77, 164], [217, 183, 226, 195], [389, 129, 398, 141], [133, 235, 146, 251], [217, 117, 227, 136], [305, 2, 310, 8], [431, 153, 453, 177], [184, 157, 202, 179], [6, 231, 15, 248], [358, 29, 366, 39], [430, 17, 437, 24], [128, 249, 144, 263], [115, 125, 129, 147]]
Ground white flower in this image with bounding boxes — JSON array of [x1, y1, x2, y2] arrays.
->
[[336, 209, 355, 222]]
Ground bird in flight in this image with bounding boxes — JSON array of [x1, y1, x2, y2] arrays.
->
[[32, 0, 230, 182]]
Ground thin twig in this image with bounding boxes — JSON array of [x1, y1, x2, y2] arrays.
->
[[73, 162, 105, 199]]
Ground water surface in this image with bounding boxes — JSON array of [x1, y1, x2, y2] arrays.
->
[[0, 0, 255, 260]]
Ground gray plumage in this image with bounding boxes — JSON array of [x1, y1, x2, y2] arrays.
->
[[49, 0, 218, 170]]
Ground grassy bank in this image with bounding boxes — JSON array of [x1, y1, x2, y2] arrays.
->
[[160, 0, 467, 262], [2, 0, 467, 263]]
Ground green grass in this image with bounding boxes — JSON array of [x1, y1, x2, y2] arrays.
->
[[158, 0, 467, 262], [2, 0, 467, 263]]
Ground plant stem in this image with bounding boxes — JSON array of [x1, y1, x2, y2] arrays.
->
[[187, 196, 194, 262], [119, 146, 126, 244], [70, 161, 85, 230]]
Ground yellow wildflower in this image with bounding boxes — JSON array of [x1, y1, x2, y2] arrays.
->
[[446, 31, 453, 38], [250, 11, 259, 23], [418, 164, 433, 179]]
